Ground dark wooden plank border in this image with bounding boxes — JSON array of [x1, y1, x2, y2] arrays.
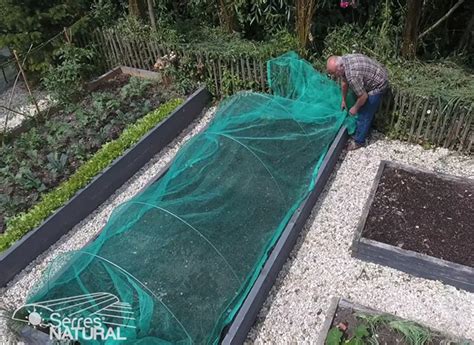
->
[[221, 126, 349, 345], [315, 297, 340, 345], [316, 298, 472, 344], [87, 66, 160, 92], [352, 160, 474, 292], [0, 87, 211, 287]]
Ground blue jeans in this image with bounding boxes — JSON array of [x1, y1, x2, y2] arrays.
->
[[354, 92, 384, 144]]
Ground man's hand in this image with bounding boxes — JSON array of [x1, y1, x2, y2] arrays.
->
[[341, 100, 347, 111], [349, 106, 358, 116]]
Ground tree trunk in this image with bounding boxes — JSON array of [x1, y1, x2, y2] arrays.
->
[[129, 0, 147, 19], [147, 0, 157, 31], [217, 0, 237, 33], [401, 0, 423, 59], [296, 0, 317, 50]]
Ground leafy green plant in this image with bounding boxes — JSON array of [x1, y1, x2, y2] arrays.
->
[[46, 152, 69, 175], [42, 44, 95, 107], [120, 77, 152, 100], [15, 167, 46, 192], [0, 99, 182, 251], [326, 324, 372, 345], [220, 69, 259, 96], [326, 327, 344, 345]]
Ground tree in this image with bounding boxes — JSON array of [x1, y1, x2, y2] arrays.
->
[[0, 0, 92, 74], [418, 0, 465, 40], [217, 0, 237, 33], [296, 0, 317, 50], [128, 0, 148, 19], [401, 0, 423, 58]]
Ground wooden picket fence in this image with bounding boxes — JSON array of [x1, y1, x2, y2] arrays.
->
[[78, 28, 473, 153], [76, 28, 270, 95], [376, 90, 473, 152]]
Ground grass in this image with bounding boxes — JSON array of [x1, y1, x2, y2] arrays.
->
[[0, 98, 183, 252]]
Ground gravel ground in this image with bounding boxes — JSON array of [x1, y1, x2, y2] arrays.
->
[[1, 107, 473, 343], [247, 134, 474, 343], [0, 82, 52, 131]]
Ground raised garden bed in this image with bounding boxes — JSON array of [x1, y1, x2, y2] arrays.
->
[[0, 86, 211, 287], [0, 66, 185, 235], [317, 298, 470, 345], [221, 126, 349, 345], [352, 160, 474, 292]]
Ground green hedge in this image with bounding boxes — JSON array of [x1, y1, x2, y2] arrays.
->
[[0, 98, 183, 252]]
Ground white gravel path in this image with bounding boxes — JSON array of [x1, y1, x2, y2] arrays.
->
[[1, 108, 473, 343], [0, 82, 52, 131], [247, 133, 474, 343]]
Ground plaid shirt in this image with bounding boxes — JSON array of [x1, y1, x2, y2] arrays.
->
[[341, 54, 388, 96]]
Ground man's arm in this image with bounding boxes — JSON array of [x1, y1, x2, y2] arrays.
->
[[349, 91, 368, 116], [347, 77, 368, 115], [341, 79, 348, 110]]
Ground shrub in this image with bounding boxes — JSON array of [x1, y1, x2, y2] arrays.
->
[[42, 44, 95, 107], [0, 99, 182, 252]]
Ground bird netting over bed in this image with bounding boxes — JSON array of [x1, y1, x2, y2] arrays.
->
[[27, 52, 355, 344]]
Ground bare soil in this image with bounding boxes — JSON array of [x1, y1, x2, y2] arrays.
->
[[362, 165, 474, 267]]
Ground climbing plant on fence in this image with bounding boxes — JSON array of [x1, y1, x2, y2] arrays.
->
[[79, 28, 473, 153]]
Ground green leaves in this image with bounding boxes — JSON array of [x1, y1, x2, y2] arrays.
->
[[42, 44, 95, 106], [0, 99, 182, 251], [326, 323, 371, 345], [326, 327, 344, 345]]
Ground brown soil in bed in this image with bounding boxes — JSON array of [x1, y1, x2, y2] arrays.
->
[[362, 165, 474, 267]]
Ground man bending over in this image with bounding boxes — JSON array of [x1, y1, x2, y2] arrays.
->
[[326, 54, 388, 150]]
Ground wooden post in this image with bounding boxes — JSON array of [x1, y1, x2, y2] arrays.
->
[[63, 27, 72, 44], [13, 50, 42, 121]]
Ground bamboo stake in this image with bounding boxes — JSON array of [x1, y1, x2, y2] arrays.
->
[[63, 27, 72, 44], [437, 98, 459, 146], [217, 58, 223, 93], [402, 94, 415, 139], [408, 98, 423, 142], [252, 58, 258, 88], [259, 60, 265, 91], [210, 56, 219, 95], [423, 101, 437, 141], [394, 92, 406, 137], [109, 30, 122, 66], [452, 103, 471, 149], [389, 91, 399, 128], [114, 30, 130, 67], [458, 109, 473, 152], [240, 57, 246, 82], [415, 99, 429, 143], [430, 97, 444, 143], [246, 57, 251, 82], [13, 50, 42, 121], [444, 105, 462, 148], [441, 98, 462, 147]]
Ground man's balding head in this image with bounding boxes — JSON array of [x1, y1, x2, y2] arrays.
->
[[326, 55, 344, 77]]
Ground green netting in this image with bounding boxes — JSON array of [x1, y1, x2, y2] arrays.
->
[[27, 52, 355, 344]]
